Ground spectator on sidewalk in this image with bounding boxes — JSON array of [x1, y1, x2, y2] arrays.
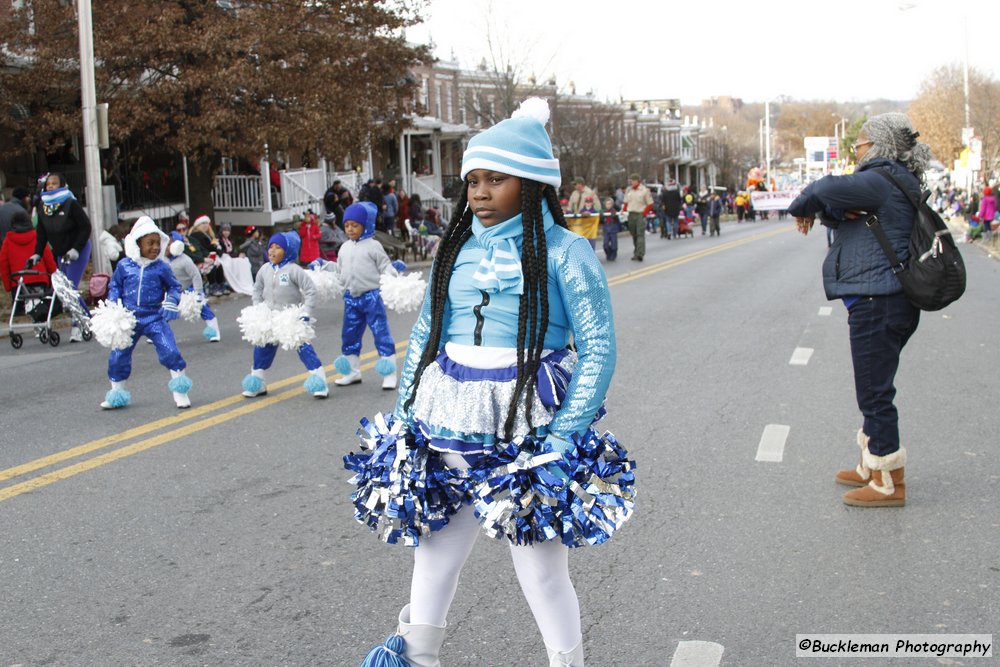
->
[[568, 177, 600, 216], [239, 226, 266, 280], [298, 210, 322, 265], [977, 186, 995, 242], [0, 186, 33, 247], [30, 172, 92, 342]]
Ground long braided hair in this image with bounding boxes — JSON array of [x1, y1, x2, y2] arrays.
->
[[403, 178, 568, 440]]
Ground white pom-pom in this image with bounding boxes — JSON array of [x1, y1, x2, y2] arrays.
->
[[379, 272, 427, 313], [307, 269, 344, 302], [271, 305, 316, 351], [237, 303, 277, 347], [178, 291, 202, 322], [90, 299, 137, 350], [511, 97, 550, 125]]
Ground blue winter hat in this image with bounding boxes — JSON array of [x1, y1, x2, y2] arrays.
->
[[267, 231, 300, 263], [460, 97, 561, 188], [343, 201, 378, 239]]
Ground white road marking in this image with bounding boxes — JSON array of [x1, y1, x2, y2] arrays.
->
[[755, 424, 790, 463], [789, 347, 814, 365], [670, 640, 725, 666], [818, 306, 833, 316]]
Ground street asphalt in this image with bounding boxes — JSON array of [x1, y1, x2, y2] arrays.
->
[[0, 218, 997, 666]]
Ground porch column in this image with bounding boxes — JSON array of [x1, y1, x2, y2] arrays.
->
[[260, 156, 272, 213], [431, 132, 442, 194]]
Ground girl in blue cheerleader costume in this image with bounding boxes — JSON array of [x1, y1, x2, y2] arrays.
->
[[100, 216, 192, 409], [347, 99, 635, 667]]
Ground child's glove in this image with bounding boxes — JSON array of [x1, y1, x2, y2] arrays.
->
[[64, 248, 79, 262], [308, 258, 327, 270], [160, 300, 180, 321], [24, 254, 41, 269], [391, 259, 407, 273]]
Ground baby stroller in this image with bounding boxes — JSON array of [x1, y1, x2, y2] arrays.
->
[[7, 269, 63, 348], [676, 211, 695, 238]]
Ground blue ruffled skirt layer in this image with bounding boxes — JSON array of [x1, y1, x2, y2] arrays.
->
[[343, 349, 635, 548]]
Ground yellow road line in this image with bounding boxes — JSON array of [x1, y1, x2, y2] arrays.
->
[[0, 344, 405, 484], [0, 226, 790, 501]]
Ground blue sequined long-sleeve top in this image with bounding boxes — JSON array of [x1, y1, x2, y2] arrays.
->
[[395, 224, 616, 442]]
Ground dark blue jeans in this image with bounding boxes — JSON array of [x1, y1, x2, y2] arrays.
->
[[847, 294, 920, 456]]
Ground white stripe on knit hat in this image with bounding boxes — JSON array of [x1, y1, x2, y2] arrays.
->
[[462, 144, 560, 169], [460, 157, 562, 188]]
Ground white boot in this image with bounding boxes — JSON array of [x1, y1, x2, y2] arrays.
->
[[334, 354, 362, 386], [378, 355, 398, 390], [204, 317, 221, 342], [547, 641, 585, 666], [306, 366, 329, 398], [70, 325, 83, 343], [242, 368, 267, 397], [360, 604, 446, 667], [169, 369, 192, 408], [100, 381, 130, 409], [397, 604, 446, 667]]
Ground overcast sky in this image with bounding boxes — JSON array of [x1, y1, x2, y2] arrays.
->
[[405, 0, 997, 106]]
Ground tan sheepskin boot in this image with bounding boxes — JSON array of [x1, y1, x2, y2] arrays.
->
[[843, 446, 906, 507], [835, 429, 872, 487]]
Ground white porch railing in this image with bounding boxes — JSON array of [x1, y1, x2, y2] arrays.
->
[[410, 173, 453, 221], [213, 174, 265, 210], [279, 167, 326, 218], [213, 165, 377, 222]]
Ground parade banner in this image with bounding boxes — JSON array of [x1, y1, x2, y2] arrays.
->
[[750, 189, 801, 211]]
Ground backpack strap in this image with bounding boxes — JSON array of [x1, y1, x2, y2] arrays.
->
[[867, 168, 921, 275], [874, 167, 921, 209], [865, 214, 905, 274]]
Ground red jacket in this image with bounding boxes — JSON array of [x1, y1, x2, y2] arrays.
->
[[298, 219, 321, 264], [0, 229, 58, 291]]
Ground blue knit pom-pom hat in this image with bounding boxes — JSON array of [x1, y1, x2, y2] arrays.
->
[[460, 97, 561, 188]]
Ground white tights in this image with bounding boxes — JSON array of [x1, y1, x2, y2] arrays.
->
[[408, 454, 582, 653]]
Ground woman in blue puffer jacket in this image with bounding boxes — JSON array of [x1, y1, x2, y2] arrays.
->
[[789, 112, 933, 508]]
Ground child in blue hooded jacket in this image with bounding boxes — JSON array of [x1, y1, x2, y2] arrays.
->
[[241, 231, 328, 398], [101, 216, 192, 409], [328, 201, 401, 390]]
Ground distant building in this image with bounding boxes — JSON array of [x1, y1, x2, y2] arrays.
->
[[701, 96, 744, 113]]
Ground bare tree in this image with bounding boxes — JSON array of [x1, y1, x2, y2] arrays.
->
[[909, 65, 1000, 176], [0, 0, 427, 215]]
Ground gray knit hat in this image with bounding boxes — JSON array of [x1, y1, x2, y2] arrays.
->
[[859, 112, 933, 177]]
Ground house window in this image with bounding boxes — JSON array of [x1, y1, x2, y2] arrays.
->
[[445, 86, 453, 123], [435, 84, 442, 120], [421, 77, 429, 111]]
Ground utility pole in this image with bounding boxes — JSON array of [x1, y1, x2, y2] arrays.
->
[[77, 0, 105, 272]]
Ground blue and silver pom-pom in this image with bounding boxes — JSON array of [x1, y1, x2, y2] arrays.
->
[[344, 413, 469, 547], [469, 430, 636, 548]]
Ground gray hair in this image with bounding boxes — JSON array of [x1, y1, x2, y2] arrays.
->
[[859, 112, 933, 181]]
